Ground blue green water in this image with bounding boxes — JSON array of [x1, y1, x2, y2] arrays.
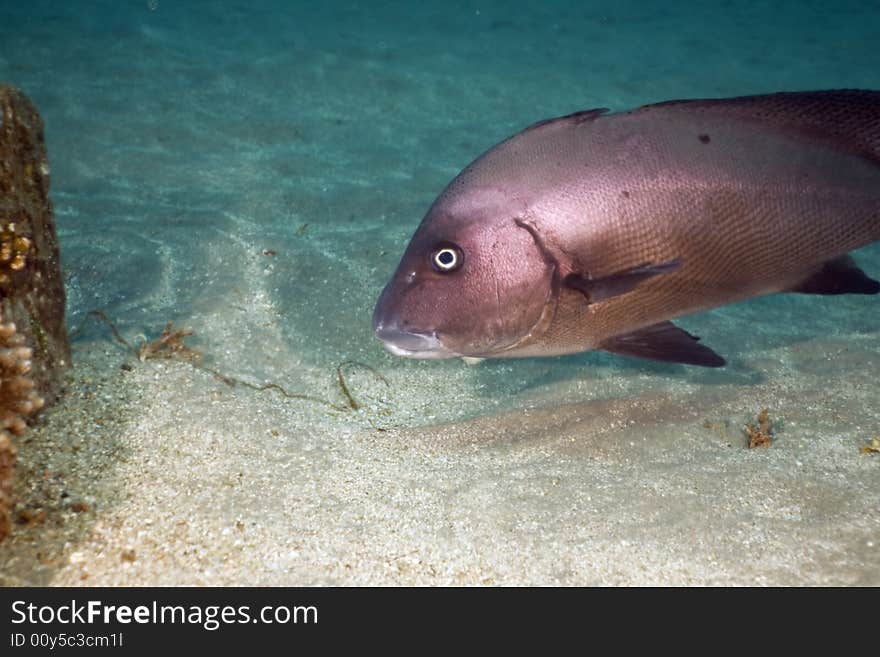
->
[[2, 0, 877, 379], [1, 1, 878, 585]]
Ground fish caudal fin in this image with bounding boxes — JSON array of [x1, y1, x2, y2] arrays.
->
[[601, 321, 726, 367], [789, 255, 880, 295]]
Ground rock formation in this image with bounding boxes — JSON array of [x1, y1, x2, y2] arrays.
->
[[0, 316, 44, 538], [0, 84, 70, 540]]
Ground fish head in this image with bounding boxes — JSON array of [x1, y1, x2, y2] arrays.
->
[[373, 187, 557, 358]]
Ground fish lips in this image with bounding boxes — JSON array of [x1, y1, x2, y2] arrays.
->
[[373, 323, 455, 359], [372, 287, 457, 359]]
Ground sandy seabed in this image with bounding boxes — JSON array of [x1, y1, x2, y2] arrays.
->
[[2, 313, 878, 586]]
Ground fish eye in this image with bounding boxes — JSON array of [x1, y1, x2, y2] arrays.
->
[[431, 244, 462, 272]]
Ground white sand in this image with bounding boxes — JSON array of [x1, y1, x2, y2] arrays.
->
[[2, 301, 878, 586]]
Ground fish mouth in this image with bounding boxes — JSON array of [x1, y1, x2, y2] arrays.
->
[[373, 322, 456, 359]]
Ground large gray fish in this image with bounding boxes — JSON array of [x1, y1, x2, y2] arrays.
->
[[373, 90, 880, 367]]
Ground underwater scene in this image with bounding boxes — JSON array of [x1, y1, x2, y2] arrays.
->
[[0, 0, 878, 585]]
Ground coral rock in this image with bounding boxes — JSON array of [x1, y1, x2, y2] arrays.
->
[[0, 83, 70, 398], [0, 314, 44, 539], [0, 84, 70, 540], [0, 431, 15, 539]]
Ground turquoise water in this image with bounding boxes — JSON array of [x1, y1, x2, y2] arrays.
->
[[1, 1, 878, 585], [3, 1, 878, 384]]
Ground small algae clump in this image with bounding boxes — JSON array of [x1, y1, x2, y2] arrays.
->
[[745, 409, 772, 449], [860, 437, 880, 455], [138, 322, 201, 364]]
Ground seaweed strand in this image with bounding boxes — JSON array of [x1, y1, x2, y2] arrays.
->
[[69, 309, 132, 350], [68, 309, 389, 415]]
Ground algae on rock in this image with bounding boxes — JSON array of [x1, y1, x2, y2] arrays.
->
[[0, 315, 44, 538]]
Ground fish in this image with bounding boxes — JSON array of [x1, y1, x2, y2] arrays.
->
[[373, 90, 880, 367]]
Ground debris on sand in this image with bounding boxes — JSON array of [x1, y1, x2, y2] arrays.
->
[[860, 437, 880, 455], [745, 409, 772, 449], [137, 322, 201, 365]]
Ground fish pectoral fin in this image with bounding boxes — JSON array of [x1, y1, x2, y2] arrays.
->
[[789, 255, 880, 295], [564, 258, 682, 303], [600, 321, 726, 367]]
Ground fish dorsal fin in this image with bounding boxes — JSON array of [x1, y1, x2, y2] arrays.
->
[[522, 108, 609, 134], [637, 90, 880, 164]]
